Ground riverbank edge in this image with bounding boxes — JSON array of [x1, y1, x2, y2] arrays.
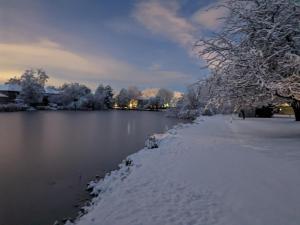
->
[[58, 118, 197, 225], [0, 104, 169, 113]]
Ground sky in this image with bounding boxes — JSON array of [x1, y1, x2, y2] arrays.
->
[[0, 0, 225, 92]]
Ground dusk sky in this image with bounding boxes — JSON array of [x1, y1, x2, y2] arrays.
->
[[0, 0, 225, 92]]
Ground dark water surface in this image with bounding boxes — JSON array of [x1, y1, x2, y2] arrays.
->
[[0, 111, 183, 225]]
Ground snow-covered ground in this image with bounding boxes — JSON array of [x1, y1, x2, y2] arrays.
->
[[70, 115, 300, 225]]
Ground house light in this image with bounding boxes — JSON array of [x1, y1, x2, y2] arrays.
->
[[128, 99, 138, 109]]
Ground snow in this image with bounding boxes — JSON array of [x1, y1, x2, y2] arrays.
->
[[71, 115, 300, 225], [144, 133, 170, 149], [44, 87, 61, 95], [0, 93, 8, 98], [0, 84, 22, 92]]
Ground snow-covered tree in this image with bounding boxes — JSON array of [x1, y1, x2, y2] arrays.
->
[[127, 86, 142, 100], [18, 69, 49, 105], [145, 96, 161, 110], [116, 88, 130, 108], [60, 83, 91, 108], [77, 93, 95, 109], [5, 76, 21, 85], [104, 85, 114, 109], [94, 84, 114, 109], [169, 79, 212, 119], [196, 0, 300, 120], [94, 85, 106, 109], [156, 88, 174, 107]]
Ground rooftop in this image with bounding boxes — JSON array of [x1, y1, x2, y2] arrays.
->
[[0, 84, 62, 95], [0, 93, 8, 98], [0, 84, 22, 92], [44, 87, 61, 95]]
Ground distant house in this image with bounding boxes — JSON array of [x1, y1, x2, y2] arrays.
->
[[0, 84, 62, 105], [44, 87, 61, 96], [0, 84, 22, 103], [0, 93, 9, 103], [42, 87, 62, 105], [128, 99, 138, 109]]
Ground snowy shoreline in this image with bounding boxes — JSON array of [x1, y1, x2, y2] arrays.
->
[[53, 119, 192, 225], [59, 120, 193, 225], [61, 115, 300, 225]]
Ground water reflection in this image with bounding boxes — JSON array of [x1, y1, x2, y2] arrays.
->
[[0, 111, 183, 225]]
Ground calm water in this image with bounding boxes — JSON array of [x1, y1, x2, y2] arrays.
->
[[0, 110, 183, 225]]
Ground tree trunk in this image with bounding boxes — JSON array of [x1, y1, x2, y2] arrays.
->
[[291, 100, 300, 121]]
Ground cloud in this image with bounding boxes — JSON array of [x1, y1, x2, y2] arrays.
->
[[133, 0, 228, 59], [0, 39, 125, 83], [149, 63, 162, 71], [0, 39, 192, 90], [173, 91, 183, 99], [142, 88, 159, 98], [133, 1, 197, 55], [192, 3, 228, 30], [0, 1, 212, 91], [142, 88, 183, 99]]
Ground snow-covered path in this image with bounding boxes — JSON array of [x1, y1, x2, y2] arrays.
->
[[73, 116, 300, 225]]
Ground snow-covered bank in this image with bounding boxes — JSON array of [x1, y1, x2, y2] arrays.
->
[[68, 116, 300, 225]]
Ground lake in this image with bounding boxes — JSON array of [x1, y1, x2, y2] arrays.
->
[[0, 110, 184, 225]]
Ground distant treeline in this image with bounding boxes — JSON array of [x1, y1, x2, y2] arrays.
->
[[0, 69, 177, 111]]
